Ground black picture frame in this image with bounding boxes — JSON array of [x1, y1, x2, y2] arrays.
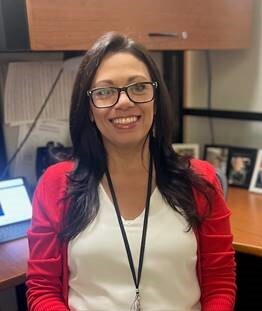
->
[[227, 147, 257, 188], [204, 144, 230, 176]]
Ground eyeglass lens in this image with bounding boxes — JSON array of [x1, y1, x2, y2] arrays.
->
[[91, 82, 156, 108]]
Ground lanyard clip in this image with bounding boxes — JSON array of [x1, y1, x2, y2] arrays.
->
[[130, 289, 141, 311]]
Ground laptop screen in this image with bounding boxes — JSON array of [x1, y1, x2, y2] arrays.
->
[[0, 177, 32, 227]]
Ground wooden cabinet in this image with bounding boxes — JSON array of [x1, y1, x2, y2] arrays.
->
[[26, 0, 252, 51]]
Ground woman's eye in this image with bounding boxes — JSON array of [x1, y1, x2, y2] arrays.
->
[[94, 88, 114, 97], [130, 83, 147, 93]]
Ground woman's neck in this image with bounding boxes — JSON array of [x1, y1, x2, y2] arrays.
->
[[105, 141, 150, 174]]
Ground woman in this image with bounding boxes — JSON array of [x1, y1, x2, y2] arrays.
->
[[26, 32, 236, 310]]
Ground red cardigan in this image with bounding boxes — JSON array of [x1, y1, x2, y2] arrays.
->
[[26, 160, 236, 311]]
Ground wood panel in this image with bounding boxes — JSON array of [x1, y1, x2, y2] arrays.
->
[[26, 0, 252, 51], [227, 188, 262, 257], [0, 238, 28, 290]]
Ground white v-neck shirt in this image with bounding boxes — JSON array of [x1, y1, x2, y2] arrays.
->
[[68, 185, 200, 311]]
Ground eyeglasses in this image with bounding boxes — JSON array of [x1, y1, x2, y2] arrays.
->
[[87, 81, 158, 108]]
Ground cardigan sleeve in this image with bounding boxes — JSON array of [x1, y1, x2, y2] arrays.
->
[[193, 160, 237, 311], [26, 164, 70, 311]]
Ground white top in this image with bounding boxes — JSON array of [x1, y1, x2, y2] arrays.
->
[[68, 185, 201, 311]]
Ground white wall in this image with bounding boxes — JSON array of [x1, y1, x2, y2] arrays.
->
[[184, 0, 262, 156]]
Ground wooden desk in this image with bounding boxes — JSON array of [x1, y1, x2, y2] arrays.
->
[[0, 238, 28, 290], [227, 187, 262, 257]]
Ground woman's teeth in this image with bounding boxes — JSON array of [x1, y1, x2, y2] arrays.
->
[[112, 116, 138, 124]]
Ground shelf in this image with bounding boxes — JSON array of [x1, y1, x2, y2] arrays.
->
[[183, 108, 262, 121]]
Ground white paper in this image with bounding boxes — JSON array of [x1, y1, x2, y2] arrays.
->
[[13, 120, 70, 187], [4, 61, 78, 125]]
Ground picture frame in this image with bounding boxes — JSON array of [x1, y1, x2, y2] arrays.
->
[[249, 149, 262, 194], [227, 147, 257, 188], [204, 145, 230, 175], [172, 143, 199, 159]]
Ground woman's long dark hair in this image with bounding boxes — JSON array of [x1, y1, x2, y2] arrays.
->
[[61, 32, 214, 240]]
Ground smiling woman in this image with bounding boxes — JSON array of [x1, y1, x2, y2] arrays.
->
[[26, 32, 236, 311], [89, 52, 156, 150]]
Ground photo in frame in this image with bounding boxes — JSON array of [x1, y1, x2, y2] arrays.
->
[[172, 143, 199, 159], [204, 145, 230, 175], [249, 149, 262, 194], [227, 147, 257, 188]]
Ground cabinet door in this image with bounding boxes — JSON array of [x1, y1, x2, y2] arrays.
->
[[26, 0, 252, 51]]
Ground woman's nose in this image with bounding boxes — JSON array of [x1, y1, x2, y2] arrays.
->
[[115, 91, 135, 109]]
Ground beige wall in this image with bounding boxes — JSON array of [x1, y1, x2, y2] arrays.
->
[[184, 0, 262, 157]]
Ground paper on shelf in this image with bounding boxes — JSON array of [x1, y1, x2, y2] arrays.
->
[[4, 61, 78, 125]]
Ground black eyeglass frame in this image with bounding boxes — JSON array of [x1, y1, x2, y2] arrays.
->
[[87, 81, 158, 108]]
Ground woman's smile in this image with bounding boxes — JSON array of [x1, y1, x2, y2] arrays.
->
[[110, 115, 141, 129]]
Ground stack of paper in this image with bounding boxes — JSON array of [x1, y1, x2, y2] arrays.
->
[[4, 61, 78, 125]]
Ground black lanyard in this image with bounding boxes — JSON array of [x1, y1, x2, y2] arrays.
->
[[105, 155, 153, 310]]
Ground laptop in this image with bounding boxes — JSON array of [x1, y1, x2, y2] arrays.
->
[[0, 177, 32, 243]]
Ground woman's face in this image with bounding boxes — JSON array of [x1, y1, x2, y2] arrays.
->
[[89, 52, 155, 151]]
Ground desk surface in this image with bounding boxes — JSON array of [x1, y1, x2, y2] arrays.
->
[[227, 188, 262, 257], [0, 237, 28, 290], [0, 188, 261, 289]]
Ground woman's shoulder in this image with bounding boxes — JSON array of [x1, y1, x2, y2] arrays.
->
[[35, 160, 75, 196], [45, 161, 75, 174], [31, 161, 75, 234], [190, 158, 216, 183], [190, 159, 228, 218], [42, 160, 75, 179]]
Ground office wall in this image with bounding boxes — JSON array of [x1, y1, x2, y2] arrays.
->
[[184, 0, 262, 156]]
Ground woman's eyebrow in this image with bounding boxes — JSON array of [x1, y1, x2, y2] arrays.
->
[[127, 75, 149, 83], [93, 75, 149, 88], [93, 80, 114, 87]]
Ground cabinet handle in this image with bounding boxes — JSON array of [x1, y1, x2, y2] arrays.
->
[[148, 32, 188, 39]]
